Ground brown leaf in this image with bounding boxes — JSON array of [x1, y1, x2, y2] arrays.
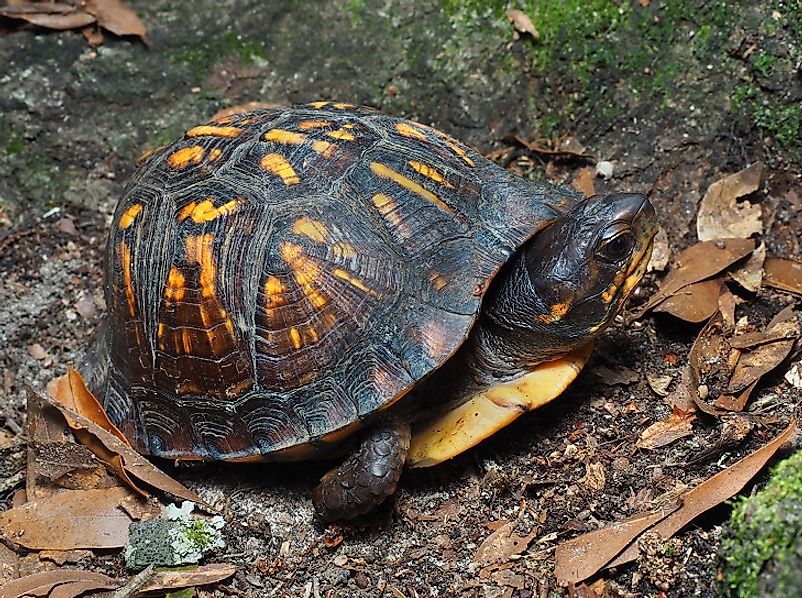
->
[[41, 380, 205, 505], [726, 316, 799, 394], [0, 569, 117, 598], [0, 4, 96, 30], [653, 278, 722, 323], [140, 563, 237, 592], [571, 167, 595, 197], [0, 486, 134, 550], [48, 371, 129, 444], [505, 8, 539, 39], [84, 0, 146, 41], [472, 520, 538, 566], [0, 541, 19, 587], [636, 407, 696, 450], [81, 24, 104, 47], [730, 241, 766, 292], [555, 418, 797, 584], [764, 257, 802, 295], [633, 239, 754, 318], [696, 161, 763, 241]]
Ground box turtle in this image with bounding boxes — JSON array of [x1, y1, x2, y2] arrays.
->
[[85, 102, 657, 522]]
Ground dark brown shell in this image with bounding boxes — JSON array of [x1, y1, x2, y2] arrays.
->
[[89, 102, 577, 460]]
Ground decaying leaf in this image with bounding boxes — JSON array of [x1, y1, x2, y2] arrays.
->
[[696, 162, 763, 242], [0, 568, 117, 598], [473, 520, 538, 566], [636, 407, 696, 450], [140, 563, 237, 592], [44, 375, 205, 505], [633, 239, 754, 319], [0, 541, 19, 587], [0, 486, 135, 550], [646, 373, 673, 397], [571, 166, 595, 197], [730, 241, 766, 292], [653, 278, 722, 323], [763, 257, 802, 295], [555, 418, 797, 584], [506, 8, 539, 39], [85, 0, 147, 40], [647, 228, 670, 272]]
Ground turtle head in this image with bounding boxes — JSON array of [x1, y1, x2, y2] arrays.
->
[[522, 192, 658, 340]]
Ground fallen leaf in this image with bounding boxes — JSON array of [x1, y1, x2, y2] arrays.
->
[[785, 362, 802, 389], [696, 162, 763, 241], [43, 376, 205, 505], [506, 8, 539, 39], [85, 0, 147, 41], [591, 365, 640, 386], [646, 373, 673, 397], [38, 549, 94, 565], [763, 257, 802, 295], [0, 486, 134, 550], [571, 166, 595, 197], [510, 135, 592, 159], [633, 239, 754, 318], [730, 241, 765, 292], [0, 4, 96, 30], [636, 407, 696, 450], [557, 135, 587, 156], [726, 315, 799, 394], [647, 228, 670, 272], [580, 462, 606, 492], [0, 541, 19, 587], [555, 418, 797, 583], [81, 24, 104, 47], [653, 278, 722, 323], [140, 563, 237, 592], [473, 520, 538, 566], [0, 569, 117, 598]]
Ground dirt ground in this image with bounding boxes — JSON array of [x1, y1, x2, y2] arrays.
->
[[1, 1, 801, 596]]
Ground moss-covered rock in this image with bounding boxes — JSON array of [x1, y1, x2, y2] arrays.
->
[[720, 449, 802, 597]]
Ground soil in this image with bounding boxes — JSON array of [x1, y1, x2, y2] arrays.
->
[[1, 1, 800, 596]]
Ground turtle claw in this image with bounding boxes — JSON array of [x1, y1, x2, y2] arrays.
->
[[312, 419, 411, 522]]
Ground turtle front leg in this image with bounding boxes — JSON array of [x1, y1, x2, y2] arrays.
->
[[312, 418, 411, 522]]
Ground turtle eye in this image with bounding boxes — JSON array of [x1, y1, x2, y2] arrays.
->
[[598, 230, 635, 262]]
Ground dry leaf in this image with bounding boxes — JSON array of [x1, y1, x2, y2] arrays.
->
[[730, 241, 766, 292], [726, 314, 799, 394], [636, 407, 696, 450], [140, 563, 237, 592], [646, 373, 673, 397], [696, 162, 763, 241], [581, 462, 606, 491], [571, 167, 595, 197], [506, 8, 539, 39], [0, 541, 19, 587], [0, 4, 96, 30], [0, 486, 134, 550], [555, 418, 797, 583], [473, 520, 538, 566], [43, 376, 205, 505], [764, 257, 802, 295], [653, 278, 722, 323], [85, 0, 147, 41], [647, 228, 670, 272], [633, 239, 754, 318], [0, 568, 117, 598]]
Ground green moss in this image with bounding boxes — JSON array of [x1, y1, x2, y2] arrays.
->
[[183, 519, 216, 549], [721, 450, 802, 597], [751, 52, 778, 77], [4, 133, 25, 155], [170, 30, 268, 81]]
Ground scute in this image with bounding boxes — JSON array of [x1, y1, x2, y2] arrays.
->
[[90, 103, 580, 460]]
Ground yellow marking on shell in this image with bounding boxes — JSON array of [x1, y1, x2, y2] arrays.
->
[[264, 129, 307, 145], [322, 312, 337, 329], [208, 148, 222, 161], [260, 153, 300, 185], [137, 145, 165, 164], [289, 327, 303, 350], [333, 268, 376, 296], [298, 119, 331, 130], [326, 128, 356, 141], [167, 145, 206, 169], [331, 242, 357, 259], [429, 271, 448, 290], [332, 102, 355, 109], [394, 122, 428, 141], [165, 267, 186, 303], [369, 162, 455, 215], [181, 329, 193, 353], [408, 344, 594, 468], [118, 203, 143, 229], [408, 160, 454, 188], [119, 241, 136, 318], [185, 234, 217, 298], [280, 242, 330, 308], [446, 142, 475, 166], [186, 125, 243, 138], [264, 275, 287, 307], [213, 115, 234, 124], [292, 216, 330, 243], [311, 140, 335, 158], [308, 101, 329, 109], [178, 198, 238, 223], [371, 193, 403, 227]]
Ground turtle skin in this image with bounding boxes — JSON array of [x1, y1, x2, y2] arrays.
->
[[87, 101, 581, 462]]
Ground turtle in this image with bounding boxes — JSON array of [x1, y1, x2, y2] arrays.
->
[[84, 101, 658, 522]]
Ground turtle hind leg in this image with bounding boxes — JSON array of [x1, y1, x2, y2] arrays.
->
[[312, 418, 411, 523]]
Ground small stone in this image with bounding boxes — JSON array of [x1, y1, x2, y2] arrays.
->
[[596, 160, 614, 179], [74, 298, 96, 319], [784, 362, 802, 389], [333, 554, 348, 567], [355, 571, 370, 589], [27, 344, 47, 360], [56, 217, 78, 236]]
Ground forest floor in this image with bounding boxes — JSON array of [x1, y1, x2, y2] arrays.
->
[[1, 1, 801, 596]]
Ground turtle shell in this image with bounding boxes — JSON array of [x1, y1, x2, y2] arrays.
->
[[90, 102, 579, 461]]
